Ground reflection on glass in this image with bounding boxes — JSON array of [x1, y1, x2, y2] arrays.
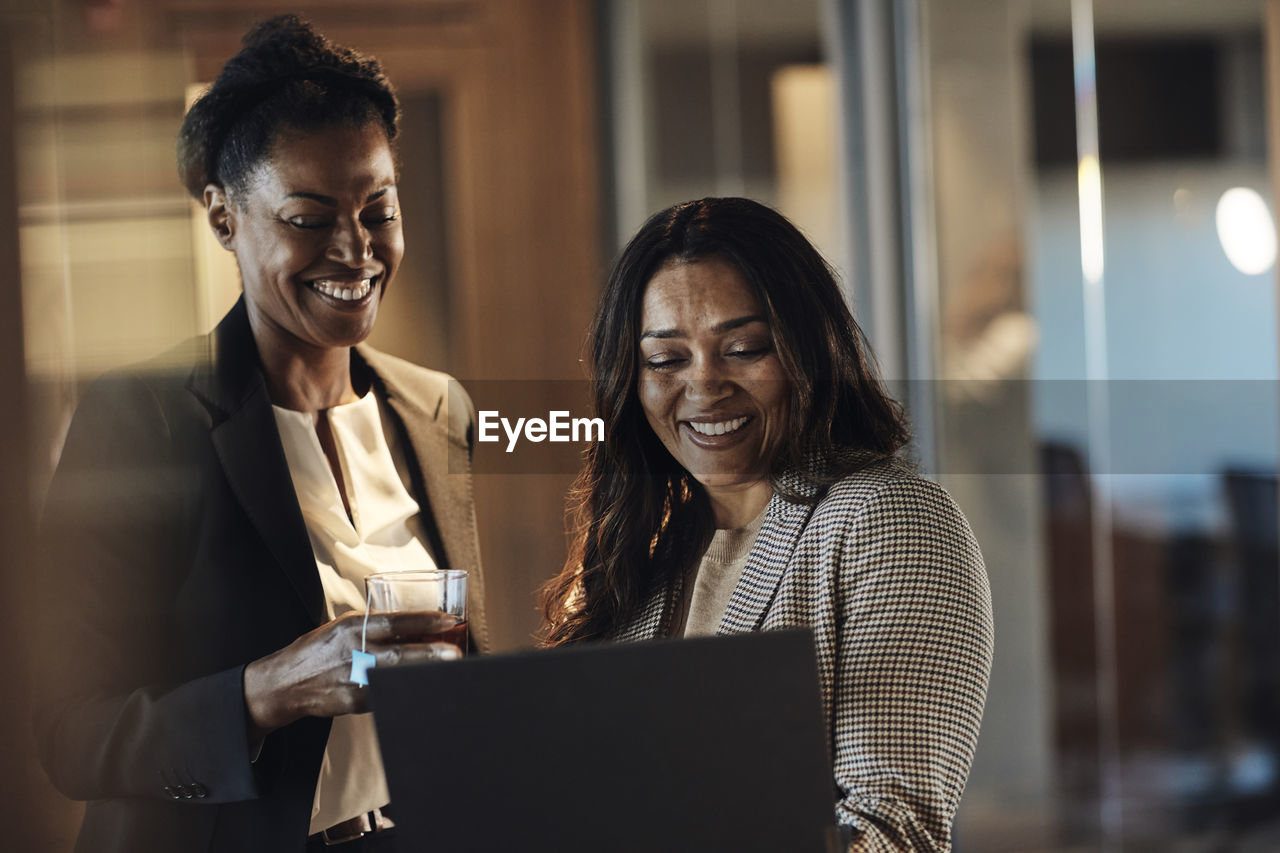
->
[[1215, 186, 1277, 275]]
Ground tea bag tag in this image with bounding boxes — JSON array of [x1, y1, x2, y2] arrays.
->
[[350, 650, 377, 687], [351, 605, 376, 686]]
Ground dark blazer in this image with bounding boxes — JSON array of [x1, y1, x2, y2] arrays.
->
[[611, 455, 993, 852], [33, 299, 487, 853]]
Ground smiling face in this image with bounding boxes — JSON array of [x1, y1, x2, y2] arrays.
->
[[211, 122, 403, 357], [637, 256, 790, 502]]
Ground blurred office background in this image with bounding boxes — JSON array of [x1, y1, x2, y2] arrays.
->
[[2, 0, 1279, 849]]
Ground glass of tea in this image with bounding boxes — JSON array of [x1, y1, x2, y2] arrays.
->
[[364, 569, 469, 654]]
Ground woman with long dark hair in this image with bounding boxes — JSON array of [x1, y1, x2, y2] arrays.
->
[[543, 197, 993, 851]]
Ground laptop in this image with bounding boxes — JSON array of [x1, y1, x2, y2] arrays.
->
[[368, 629, 840, 852]]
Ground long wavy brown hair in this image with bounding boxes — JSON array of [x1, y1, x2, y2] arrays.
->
[[540, 198, 909, 645]]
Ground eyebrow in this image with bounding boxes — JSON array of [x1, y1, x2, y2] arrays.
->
[[640, 314, 767, 340], [285, 187, 391, 206]]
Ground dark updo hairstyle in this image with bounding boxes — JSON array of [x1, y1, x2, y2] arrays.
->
[[176, 14, 399, 200], [541, 197, 910, 645]]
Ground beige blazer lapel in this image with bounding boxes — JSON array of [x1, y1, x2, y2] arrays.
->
[[357, 346, 490, 654]]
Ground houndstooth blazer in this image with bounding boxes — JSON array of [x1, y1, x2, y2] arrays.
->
[[611, 453, 994, 852]]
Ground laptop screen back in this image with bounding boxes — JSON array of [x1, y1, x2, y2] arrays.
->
[[368, 629, 836, 852]]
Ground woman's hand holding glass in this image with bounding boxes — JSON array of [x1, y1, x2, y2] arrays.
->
[[242, 601, 462, 740], [364, 570, 469, 652]]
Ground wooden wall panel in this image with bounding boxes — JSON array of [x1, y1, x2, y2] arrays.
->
[[449, 0, 602, 647]]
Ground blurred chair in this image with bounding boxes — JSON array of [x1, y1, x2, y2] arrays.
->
[[1221, 469, 1280, 786]]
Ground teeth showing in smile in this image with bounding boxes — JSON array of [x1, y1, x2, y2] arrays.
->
[[688, 417, 749, 436], [311, 278, 373, 301]]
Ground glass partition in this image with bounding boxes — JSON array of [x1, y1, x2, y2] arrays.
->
[[922, 0, 1280, 848], [605, 0, 844, 268]]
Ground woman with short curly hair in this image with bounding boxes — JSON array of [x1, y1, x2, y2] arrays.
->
[[35, 16, 484, 852]]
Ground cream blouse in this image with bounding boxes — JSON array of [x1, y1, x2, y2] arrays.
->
[[272, 391, 439, 835]]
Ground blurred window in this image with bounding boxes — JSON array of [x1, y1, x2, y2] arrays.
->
[[923, 0, 1280, 849]]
